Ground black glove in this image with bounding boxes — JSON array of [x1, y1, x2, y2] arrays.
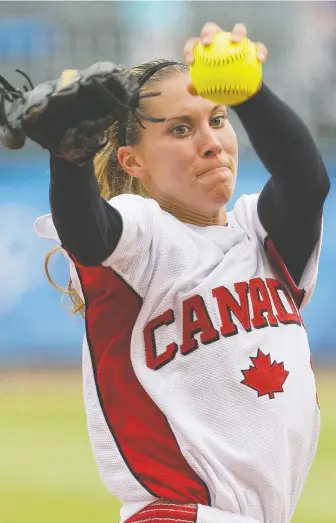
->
[[0, 63, 153, 165]]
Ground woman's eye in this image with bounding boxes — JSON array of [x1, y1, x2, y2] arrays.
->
[[210, 114, 227, 128], [171, 124, 191, 136]]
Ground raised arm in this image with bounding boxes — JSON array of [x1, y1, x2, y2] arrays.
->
[[183, 21, 330, 285], [233, 84, 330, 284], [0, 63, 140, 265]]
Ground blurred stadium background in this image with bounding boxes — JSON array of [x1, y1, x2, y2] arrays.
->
[[0, 2, 335, 522]]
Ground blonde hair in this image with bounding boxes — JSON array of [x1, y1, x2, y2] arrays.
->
[[45, 60, 188, 317]]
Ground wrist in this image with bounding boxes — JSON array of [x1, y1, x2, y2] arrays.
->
[[231, 81, 265, 109]]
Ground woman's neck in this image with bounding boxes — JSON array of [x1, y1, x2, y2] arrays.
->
[[155, 197, 227, 227]]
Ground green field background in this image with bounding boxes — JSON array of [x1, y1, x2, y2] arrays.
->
[[1, 370, 335, 523]]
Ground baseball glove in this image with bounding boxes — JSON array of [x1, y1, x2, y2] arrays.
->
[[0, 63, 162, 165]]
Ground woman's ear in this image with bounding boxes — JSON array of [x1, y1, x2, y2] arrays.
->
[[117, 146, 147, 179]]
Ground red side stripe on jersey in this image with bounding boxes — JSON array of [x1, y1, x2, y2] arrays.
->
[[72, 256, 210, 505], [126, 500, 197, 523], [264, 237, 305, 309]]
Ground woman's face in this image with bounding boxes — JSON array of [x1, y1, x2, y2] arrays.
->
[[120, 72, 238, 218]]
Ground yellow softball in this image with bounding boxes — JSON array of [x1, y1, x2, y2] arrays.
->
[[190, 31, 262, 106]]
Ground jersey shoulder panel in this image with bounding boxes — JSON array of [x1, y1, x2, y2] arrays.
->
[[103, 195, 164, 297], [228, 193, 323, 308], [227, 193, 266, 244]]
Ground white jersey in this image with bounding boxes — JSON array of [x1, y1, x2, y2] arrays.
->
[[35, 193, 322, 523]]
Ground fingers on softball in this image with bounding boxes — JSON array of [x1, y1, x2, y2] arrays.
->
[[184, 37, 200, 64], [230, 23, 247, 42], [200, 22, 223, 45], [255, 42, 268, 62]]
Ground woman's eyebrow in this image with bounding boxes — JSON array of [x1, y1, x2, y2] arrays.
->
[[165, 105, 225, 122]]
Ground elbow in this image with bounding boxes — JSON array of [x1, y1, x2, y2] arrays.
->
[[322, 170, 331, 199], [316, 165, 331, 203], [61, 241, 107, 267], [304, 160, 330, 205], [69, 248, 109, 267]]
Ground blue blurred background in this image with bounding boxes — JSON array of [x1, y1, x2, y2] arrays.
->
[[0, 1, 335, 368]]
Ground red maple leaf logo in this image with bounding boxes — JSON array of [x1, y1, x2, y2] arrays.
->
[[241, 349, 289, 399]]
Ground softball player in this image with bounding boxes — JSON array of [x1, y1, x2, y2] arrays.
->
[[3, 22, 330, 523]]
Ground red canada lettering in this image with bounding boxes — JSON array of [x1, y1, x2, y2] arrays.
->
[[212, 281, 251, 336], [266, 278, 302, 326], [250, 278, 278, 329], [143, 277, 303, 371], [180, 295, 219, 355], [144, 309, 178, 370]]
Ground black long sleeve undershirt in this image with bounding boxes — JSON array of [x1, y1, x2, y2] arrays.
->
[[50, 84, 330, 283], [49, 155, 123, 265], [233, 84, 330, 284]]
